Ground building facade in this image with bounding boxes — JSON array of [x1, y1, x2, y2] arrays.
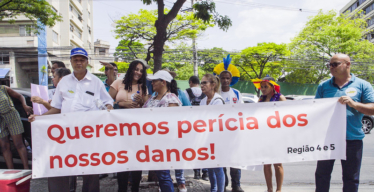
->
[[0, 0, 95, 88], [340, 0, 374, 43]]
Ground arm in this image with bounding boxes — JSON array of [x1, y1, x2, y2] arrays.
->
[[31, 96, 52, 110], [339, 96, 374, 115], [6, 86, 33, 114], [279, 95, 287, 101], [28, 107, 61, 122], [108, 87, 118, 100]]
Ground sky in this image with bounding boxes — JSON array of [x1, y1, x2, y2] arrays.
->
[[93, 0, 351, 54]]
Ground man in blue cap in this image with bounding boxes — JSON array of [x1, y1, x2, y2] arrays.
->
[[29, 47, 114, 192]]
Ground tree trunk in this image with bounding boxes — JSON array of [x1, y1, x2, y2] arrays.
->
[[153, 24, 166, 73]]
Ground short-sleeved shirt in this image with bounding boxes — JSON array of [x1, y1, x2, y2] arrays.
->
[[51, 71, 114, 113], [110, 79, 147, 102], [143, 93, 181, 108], [315, 74, 374, 140], [220, 88, 243, 104], [200, 93, 224, 106]]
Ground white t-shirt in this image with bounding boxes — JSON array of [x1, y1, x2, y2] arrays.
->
[[220, 88, 243, 104], [183, 87, 203, 102], [200, 93, 224, 106]]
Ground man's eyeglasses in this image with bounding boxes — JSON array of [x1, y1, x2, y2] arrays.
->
[[326, 62, 343, 68], [201, 81, 212, 85]]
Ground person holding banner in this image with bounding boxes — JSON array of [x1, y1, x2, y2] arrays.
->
[[315, 54, 374, 192], [29, 48, 114, 192], [200, 74, 226, 192], [0, 85, 33, 169], [31, 68, 71, 110], [219, 70, 244, 192], [143, 70, 182, 192], [252, 76, 286, 192], [109, 60, 147, 192], [109, 60, 148, 109]]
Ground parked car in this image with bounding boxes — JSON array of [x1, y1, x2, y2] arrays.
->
[[242, 93, 259, 103], [0, 88, 32, 160], [285, 95, 373, 134]]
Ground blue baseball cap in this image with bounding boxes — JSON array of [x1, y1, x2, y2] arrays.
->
[[70, 48, 88, 59]]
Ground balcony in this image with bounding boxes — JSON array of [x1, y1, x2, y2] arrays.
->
[[0, 36, 38, 47], [70, 32, 83, 47], [70, 0, 83, 14], [69, 12, 84, 31]]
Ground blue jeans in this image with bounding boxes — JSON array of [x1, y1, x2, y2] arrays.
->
[[156, 170, 174, 192], [315, 140, 363, 192], [208, 168, 225, 192], [175, 169, 185, 185], [223, 167, 241, 187]]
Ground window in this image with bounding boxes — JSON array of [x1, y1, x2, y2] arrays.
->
[[99, 48, 106, 55], [87, 26, 91, 34], [0, 53, 9, 65], [19, 25, 34, 36], [78, 0, 82, 4], [70, 4, 82, 22], [70, 23, 82, 39], [0, 25, 19, 36], [52, 31, 58, 43], [87, 11, 90, 18]]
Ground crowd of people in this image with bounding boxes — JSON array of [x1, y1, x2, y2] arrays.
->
[[0, 47, 372, 192]]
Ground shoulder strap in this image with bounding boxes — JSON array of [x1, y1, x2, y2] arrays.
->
[[198, 92, 206, 99], [186, 88, 195, 99], [213, 97, 225, 104], [1, 85, 14, 108]]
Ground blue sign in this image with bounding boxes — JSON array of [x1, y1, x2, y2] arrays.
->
[[37, 20, 48, 86]]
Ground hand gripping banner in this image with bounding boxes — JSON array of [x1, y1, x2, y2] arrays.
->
[[31, 98, 346, 178]]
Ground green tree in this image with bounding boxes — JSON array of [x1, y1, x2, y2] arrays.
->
[[0, 0, 62, 32], [114, 40, 146, 61], [138, 0, 232, 73], [114, 8, 214, 65], [233, 42, 290, 96], [287, 10, 374, 83]]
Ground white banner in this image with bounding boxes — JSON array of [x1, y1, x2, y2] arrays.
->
[[31, 98, 346, 178]]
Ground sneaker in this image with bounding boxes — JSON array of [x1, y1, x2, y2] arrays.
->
[[178, 186, 187, 192], [232, 186, 244, 192], [193, 171, 201, 179], [201, 172, 209, 181]]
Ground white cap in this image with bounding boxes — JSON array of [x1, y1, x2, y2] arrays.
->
[[147, 70, 173, 82]]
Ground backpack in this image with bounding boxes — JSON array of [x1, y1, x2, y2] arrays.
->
[[186, 88, 206, 106]]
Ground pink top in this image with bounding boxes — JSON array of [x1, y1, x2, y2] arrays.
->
[[143, 93, 181, 108], [110, 79, 147, 102]]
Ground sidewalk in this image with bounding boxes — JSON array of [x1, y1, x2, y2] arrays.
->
[[31, 173, 374, 192]]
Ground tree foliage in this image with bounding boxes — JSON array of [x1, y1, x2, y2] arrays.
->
[[137, 0, 232, 73], [287, 10, 374, 83], [233, 42, 290, 95], [114, 9, 213, 63], [0, 0, 62, 32]]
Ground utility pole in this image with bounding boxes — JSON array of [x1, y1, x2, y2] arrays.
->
[[191, 0, 198, 77]]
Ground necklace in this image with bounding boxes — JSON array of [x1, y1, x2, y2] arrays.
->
[[155, 91, 168, 100]]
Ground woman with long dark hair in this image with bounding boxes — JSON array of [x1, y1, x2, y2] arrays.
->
[[109, 60, 148, 109], [143, 70, 182, 192], [109, 60, 148, 192], [199, 74, 225, 192], [254, 76, 286, 192]]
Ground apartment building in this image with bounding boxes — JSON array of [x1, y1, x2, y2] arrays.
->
[[340, 0, 374, 43], [0, 0, 95, 88]]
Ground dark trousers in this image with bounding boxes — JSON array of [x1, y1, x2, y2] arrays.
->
[[117, 171, 142, 192], [156, 170, 174, 192], [223, 167, 241, 187], [315, 140, 363, 192], [48, 175, 99, 192], [193, 168, 208, 174]]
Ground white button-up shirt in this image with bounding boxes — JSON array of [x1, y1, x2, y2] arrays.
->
[[51, 71, 113, 113]]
